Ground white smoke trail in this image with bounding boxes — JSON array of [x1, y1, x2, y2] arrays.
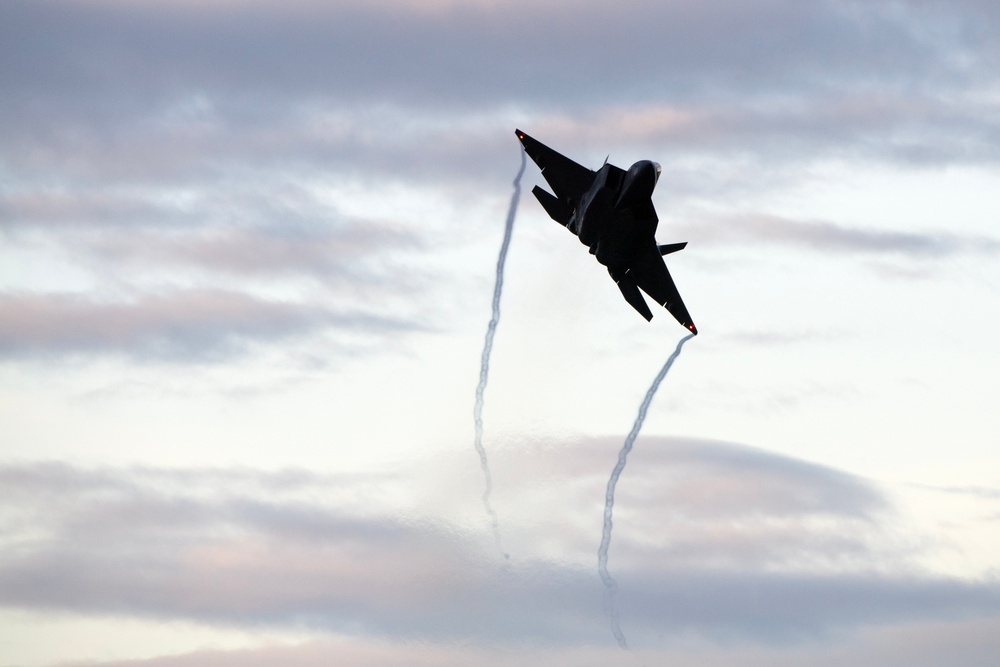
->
[[598, 332, 696, 648], [472, 147, 527, 560]]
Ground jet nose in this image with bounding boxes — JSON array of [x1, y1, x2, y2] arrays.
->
[[653, 161, 662, 184]]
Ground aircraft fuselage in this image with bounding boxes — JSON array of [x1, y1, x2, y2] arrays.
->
[[571, 160, 660, 272]]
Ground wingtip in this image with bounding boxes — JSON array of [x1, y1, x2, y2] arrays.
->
[[687, 323, 698, 335]]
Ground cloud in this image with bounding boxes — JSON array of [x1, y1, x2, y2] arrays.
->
[[2, 0, 999, 187], [48, 619, 1000, 667], [83, 224, 423, 282], [2, 2, 998, 664], [1, 440, 997, 649], [497, 436, 885, 521], [0, 188, 191, 230], [679, 213, 1000, 258], [490, 437, 891, 572], [0, 290, 421, 362], [3, 1, 992, 107], [0, 463, 595, 642], [537, 89, 1000, 166], [912, 483, 1000, 500]]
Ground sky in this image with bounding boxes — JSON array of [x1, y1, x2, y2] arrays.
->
[[2, 0, 999, 664]]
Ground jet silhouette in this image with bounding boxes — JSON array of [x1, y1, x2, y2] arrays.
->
[[516, 129, 697, 334]]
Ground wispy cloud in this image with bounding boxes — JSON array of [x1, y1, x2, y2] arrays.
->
[[911, 482, 1000, 500], [84, 224, 422, 282], [3, 1, 1000, 177], [491, 436, 891, 572], [0, 290, 421, 362], [681, 213, 1000, 258]]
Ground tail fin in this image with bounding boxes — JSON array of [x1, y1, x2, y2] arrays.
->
[[610, 268, 653, 321], [658, 242, 687, 256], [532, 186, 573, 226]]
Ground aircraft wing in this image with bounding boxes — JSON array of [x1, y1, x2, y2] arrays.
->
[[629, 241, 698, 334], [515, 129, 594, 205]]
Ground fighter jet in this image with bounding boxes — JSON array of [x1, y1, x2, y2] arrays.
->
[[515, 129, 697, 334]]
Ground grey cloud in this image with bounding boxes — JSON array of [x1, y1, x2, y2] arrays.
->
[[0, 463, 595, 641], [2, 0, 999, 191], [681, 213, 1000, 258], [84, 224, 423, 282], [5, 443, 994, 647], [0, 177, 358, 231], [2, 168, 434, 295], [635, 437, 884, 519], [496, 436, 885, 519], [2, 1, 990, 108], [491, 436, 889, 570], [0, 290, 420, 362], [49, 619, 1000, 667], [0, 188, 188, 230], [617, 569, 1000, 644], [0, 181, 438, 366], [0, 97, 529, 192], [587, 91, 1000, 165]]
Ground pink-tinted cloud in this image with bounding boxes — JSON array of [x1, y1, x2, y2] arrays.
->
[[1, 441, 997, 648], [0, 290, 420, 361]]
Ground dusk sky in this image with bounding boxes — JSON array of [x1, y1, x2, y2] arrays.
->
[[2, 1, 999, 665]]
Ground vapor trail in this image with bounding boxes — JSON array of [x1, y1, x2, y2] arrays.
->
[[598, 332, 696, 648], [472, 147, 527, 559]]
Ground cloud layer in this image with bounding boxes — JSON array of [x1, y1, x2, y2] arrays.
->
[[3, 0, 998, 369], [3, 3, 1000, 665], [2, 438, 997, 653]]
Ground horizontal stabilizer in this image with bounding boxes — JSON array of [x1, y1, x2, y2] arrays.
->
[[532, 186, 573, 226], [658, 242, 687, 255], [612, 270, 653, 321], [631, 241, 697, 332], [516, 129, 595, 205]]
